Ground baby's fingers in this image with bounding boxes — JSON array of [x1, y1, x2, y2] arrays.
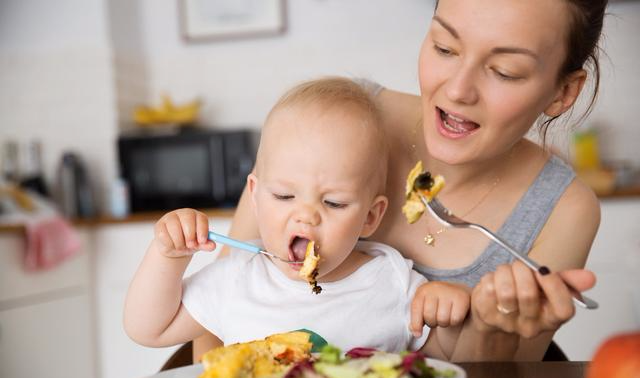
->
[[196, 212, 216, 251], [165, 213, 187, 250], [410, 290, 426, 336], [176, 210, 198, 249]]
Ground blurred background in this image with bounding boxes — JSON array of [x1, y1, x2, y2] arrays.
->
[[0, 1, 639, 378]]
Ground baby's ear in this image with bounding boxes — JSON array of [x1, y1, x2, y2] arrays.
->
[[247, 173, 259, 212], [360, 195, 389, 238]]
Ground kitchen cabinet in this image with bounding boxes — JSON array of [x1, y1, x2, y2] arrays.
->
[[92, 218, 231, 378], [555, 198, 640, 360], [0, 231, 94, 378]]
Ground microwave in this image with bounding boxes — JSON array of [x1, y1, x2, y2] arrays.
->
[[118, 128, 257, 212]]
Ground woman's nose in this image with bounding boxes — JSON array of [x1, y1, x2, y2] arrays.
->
[[446, 63, 479, 105], [294, 205, 320, 226]]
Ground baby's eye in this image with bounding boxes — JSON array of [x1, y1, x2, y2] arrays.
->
[[324, 200, 347, 209], [273, 193, 294, 201]]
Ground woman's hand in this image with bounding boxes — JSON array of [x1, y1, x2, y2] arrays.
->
[[470, 261, 596, 338], [153, 208, 217, 258]]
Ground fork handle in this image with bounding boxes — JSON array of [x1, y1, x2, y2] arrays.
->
[[469, 224, 599, 310], [208, 231, 262, 255]]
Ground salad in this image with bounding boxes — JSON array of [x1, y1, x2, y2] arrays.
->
[[282, 345, 458, 378]]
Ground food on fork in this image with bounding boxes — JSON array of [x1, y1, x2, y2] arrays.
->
[[199, 331, 312, 378], [402, 161, 445, 224], [299, 240, 322, 294]]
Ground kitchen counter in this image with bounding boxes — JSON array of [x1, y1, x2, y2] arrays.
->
[[0, 207, 236, 233], [1, 185, 639, 233]]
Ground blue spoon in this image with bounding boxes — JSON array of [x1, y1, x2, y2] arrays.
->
[[208, 231, 296, 263]]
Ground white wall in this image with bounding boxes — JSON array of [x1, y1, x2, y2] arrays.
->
[[591, 2, 640, 163], [119, 0, 432, 128], [2, 0, 639, 208], [0, 0, 118, 211]]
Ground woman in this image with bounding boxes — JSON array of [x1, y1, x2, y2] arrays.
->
[[194, 0, 604, 361]]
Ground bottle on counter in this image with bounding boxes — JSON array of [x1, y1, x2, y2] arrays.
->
[[20, 140, 49, 196], [109, 177, 130, 219]]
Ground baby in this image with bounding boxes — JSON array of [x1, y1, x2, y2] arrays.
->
[[124, 77, 470, 356]]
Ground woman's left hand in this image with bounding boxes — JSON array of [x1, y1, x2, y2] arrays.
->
[[470, 260, 596, 338]]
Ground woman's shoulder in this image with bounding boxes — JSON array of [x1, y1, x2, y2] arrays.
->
[[530, 162, 601, 270]]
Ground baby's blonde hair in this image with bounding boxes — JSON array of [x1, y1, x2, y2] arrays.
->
[[260, 77, 388, 194]]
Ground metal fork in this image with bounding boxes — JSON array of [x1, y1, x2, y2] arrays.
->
[[418, 195, 598, 310], [208, 231, 297, 264]]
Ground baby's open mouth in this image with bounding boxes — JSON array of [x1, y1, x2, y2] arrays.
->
[[289, 236, 311, 263]]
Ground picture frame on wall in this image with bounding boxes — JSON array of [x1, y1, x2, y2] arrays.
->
[[179, 0, 286, 42]]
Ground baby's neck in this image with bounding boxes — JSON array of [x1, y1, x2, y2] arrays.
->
[[319, 249, 374, 283]]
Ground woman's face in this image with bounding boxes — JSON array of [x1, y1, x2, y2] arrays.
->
[[418, 0, 571, 164]]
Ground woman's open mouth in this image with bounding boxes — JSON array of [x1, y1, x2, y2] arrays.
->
[[436, 107, 479, 139]]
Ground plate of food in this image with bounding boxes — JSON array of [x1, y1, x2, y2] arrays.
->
[[149, 331, 465, 378]]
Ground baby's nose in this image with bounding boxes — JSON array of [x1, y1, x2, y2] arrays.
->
[[294, 205, 320, 226]]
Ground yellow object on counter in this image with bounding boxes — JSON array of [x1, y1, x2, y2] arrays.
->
[[573, 130, 601, 171], [133, 94, 201, 125]]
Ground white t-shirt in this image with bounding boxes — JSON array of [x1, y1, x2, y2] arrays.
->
[[182, 240, 429, 352]]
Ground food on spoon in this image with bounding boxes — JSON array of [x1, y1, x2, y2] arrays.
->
[[299, 240, 322, 294], [402, 161, 445, 224], [199, 331, 312, 378]]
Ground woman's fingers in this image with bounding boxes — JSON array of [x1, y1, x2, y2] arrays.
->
[[559, 269, 597, 292], [494, 264, 519, 315], [536, 271, 575, 327], [512, 261, 541, 319]]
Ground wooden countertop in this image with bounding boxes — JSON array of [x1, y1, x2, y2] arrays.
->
[[1, 184, 639, 233], [458, 361, 588, 378], [0, 208, 236, 233]]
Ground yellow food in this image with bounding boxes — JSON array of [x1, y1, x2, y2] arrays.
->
[[133, 94, 201, 125], [298, 241, 322, 294], [200, 331, 312, 378], [402, 161, 445, 224]]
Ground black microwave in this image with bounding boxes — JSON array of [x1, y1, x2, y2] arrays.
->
[[118, 128, 257, 212]]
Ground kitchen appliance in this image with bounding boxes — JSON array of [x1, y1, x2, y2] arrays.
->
[[57, 152, 95, 218], [118, 128, 257, 212]]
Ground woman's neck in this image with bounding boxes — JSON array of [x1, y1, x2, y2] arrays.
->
[[423, 140, 529, 196]]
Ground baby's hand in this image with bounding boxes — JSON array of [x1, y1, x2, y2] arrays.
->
[[410, 281, 471, 336], [152, 208, 217, 258]]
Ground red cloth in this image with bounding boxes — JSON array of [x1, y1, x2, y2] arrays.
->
[[24, 217, 81, 271]]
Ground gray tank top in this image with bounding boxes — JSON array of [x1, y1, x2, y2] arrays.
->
[[413, 156, 575, 287], [354, 78, 577, 288]]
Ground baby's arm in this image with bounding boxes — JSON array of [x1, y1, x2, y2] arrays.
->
[[410, 281, 471, 334], [411, 281, 470, 359], [123, 209, 217, 347], [418, 281, 519, 361]]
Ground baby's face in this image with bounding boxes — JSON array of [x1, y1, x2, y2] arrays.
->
[[249, 105, 385, 281]]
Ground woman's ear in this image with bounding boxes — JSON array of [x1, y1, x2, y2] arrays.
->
[[544, 69, 587, 117], [360, 195, 389, 238]]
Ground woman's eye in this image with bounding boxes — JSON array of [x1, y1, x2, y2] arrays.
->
[[493, 69, 520, 81], [324, 200, 347, 209], [273, 193, 293, 201], [433, 44, 454, 57]]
